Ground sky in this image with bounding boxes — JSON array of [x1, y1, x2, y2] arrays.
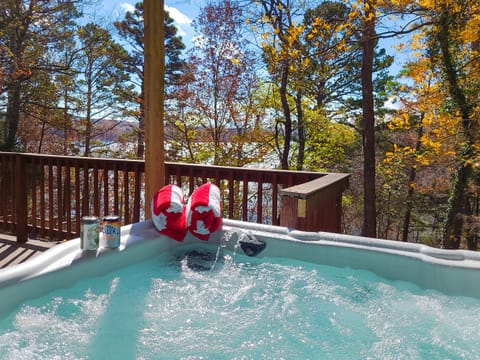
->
[[99, 0, 200, 48], [97, 0, 408, 77]]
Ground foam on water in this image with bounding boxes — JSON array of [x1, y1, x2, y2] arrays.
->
[[0, 245, 479, 359]]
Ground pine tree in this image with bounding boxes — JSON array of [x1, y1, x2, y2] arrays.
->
[[114, 2, 186, 159]]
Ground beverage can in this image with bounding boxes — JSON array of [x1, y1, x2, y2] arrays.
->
[[80, 216, 100, 250], [102, 215, 121, 248]]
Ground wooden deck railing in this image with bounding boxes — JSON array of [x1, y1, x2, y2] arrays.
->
[[0, 152, 350, 242]]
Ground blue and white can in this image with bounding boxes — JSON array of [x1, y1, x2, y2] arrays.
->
[[102, 215, 121, 248]]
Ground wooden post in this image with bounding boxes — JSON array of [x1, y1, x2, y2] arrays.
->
[[144, 0, 165, 218], [15, 153, 28, 242], [280, 173, 350, 233]]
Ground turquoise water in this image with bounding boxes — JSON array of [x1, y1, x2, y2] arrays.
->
[[0, 245, 479, 359]]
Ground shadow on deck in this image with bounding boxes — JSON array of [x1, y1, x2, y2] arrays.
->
[[0, 234, 57, 269]]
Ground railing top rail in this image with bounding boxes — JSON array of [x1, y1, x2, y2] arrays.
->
[[0, 152, 143, 165], [280, 173, 351, 199], [165, 161, 327, 177], [0, 152, 325, 179]]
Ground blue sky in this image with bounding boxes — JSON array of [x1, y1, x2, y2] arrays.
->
[[98, 0, 407, 77], [100, 0, 199, 48]]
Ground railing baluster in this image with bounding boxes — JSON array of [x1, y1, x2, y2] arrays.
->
[[93, 163, 99, 216], [133, 163, 141, 223], [188, 167, 194, 197], [74, 160, 81, 234], [103, 165, 109, 216], [39, 162, 46, 238], [48, 159, 54, 239], [31, 159, 38, 236], [228, 172, 234, 219], [57, 159, 63, 238], [14, 154, 28, 241], [242, 172, 248, 222], [175, 168, 181, 186], [82, 162, 89, 216], [0, 155, 5, 232], [65, 162, 72, 238], [257, 173, 263, 223], [272, 173, 278, 225], [123, 164, 130, 224], [114, 163, 119, 215]]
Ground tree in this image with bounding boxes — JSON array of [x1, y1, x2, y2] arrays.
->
[[433, 4, 480, 249], [0, 0, 81, 151], [378, 0, 480, 247], [171, 0, 270, 166], [114, 3, 186, 159], [75, 23, 130, 157], [300, 2, 374, 112], [384, 0, 479, 247], [17, 72, 65, 153], [17, 14, 80, 155], [54, 33, 83, 155], [255, 0, 302, 169], [357, 0, 378, 238], [255, 0, 393, 237], [382, 55, 460, 243]]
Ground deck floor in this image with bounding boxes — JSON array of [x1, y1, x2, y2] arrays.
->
[[0, 234, 57, 269]]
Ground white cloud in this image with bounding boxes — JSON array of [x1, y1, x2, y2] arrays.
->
[[165, 5, 192, 25], [116, 3, 192, 45], [176, 28, 187, 37], [119, 3, 135, 13], [192, 35, 206, 48]]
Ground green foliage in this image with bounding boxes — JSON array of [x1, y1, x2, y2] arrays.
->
[[114, 2, 187, 159], [303, 111, 358, 172], [0, 0, 82, 151], [2, 0, 479, 247], [75, 22, 131, 156], [167, 0, 272, 167]]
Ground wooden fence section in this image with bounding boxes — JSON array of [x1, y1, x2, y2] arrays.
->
[[279, 173, 350, 233], [0, 152, 350, 242]]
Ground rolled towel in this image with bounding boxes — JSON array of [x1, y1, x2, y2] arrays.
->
[[187, 183, 222, 241], [151, 184, 187, 242]]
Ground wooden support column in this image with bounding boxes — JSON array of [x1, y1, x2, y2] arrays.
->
[[144, 0, 165, 218], [280, 173, 350, 233]]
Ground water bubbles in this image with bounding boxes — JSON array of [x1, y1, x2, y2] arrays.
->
[[177, 249, 221, 272], [1, 250, 480, 359]]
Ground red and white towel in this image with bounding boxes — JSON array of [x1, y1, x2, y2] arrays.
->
[[187, 183, 222, 241], [151, 184, 187, 242]]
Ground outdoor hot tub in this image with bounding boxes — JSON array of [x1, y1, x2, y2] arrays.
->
[[0, 220, 479, 359]]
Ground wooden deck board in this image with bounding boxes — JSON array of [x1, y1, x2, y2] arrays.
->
[[0, 234, 57, 269]]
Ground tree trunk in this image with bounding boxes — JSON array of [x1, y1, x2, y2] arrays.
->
[[295, 91, 305, 170], [137, 85, 145, 159], [443, 165, 471, 248], [38, 112, 47, 153], [280, 63, 291, 170], [2, 83, 22, 151], [402, 121, 423, 242], [360, 0, 377, 238], [84, 78, 93, 157], [438, 10, 475, 249], [62, 90, 69, 154]]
